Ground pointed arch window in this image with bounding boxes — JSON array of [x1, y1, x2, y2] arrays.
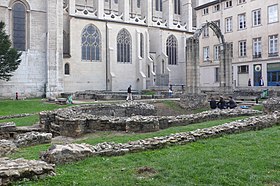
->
[[166, 35, 178, 65], [156, 0, 162, 11], [81, 24, 101, 61], [140, 33, 144, 58], [174, 0, 181, 15], [64, 63, 70, 75], [12, 2, 26, 51], [117, 29, 131, 63]]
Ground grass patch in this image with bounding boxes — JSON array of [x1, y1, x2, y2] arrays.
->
[[0, 99, 67, 116], [15, 125, 280, 186], [252, 104, 263, 111], [0, 115, 39, 127], [162, 100, 208, 114]]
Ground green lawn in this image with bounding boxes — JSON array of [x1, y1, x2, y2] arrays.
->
[[0, 99, 67, 116], [3, 99, 277, 186], [15, 125, 280, 186], [0, 99, 68, 126]]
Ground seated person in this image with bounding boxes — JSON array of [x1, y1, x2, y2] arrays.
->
[[227, 96, 237, 109], [217, 96, 226, 109], [209, 97, 217, 109]]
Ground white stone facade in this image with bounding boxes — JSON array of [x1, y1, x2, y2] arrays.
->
[[196, 0, 280, 90], [0, 0, 194, 98]]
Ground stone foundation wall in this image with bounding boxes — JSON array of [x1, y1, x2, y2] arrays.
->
[[40, 102, 261, 137], [40, 111, 280, 165], [0, 158, 55, 186], [179, 93, 208, 110], [263, 97, 280, 113]]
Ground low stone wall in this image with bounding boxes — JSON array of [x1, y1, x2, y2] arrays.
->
[[263, 97, 280, 114], [14, 132, 52, 148], [0, 140, 17, 157], [0, 122, 17, 139], [0, 131, 52, 157], [40, 104, 261, 137], [179, 93, 208, 110], [40, 112, 280, 165], [0, 158, 55, 186], [0, 113, 35, 120]]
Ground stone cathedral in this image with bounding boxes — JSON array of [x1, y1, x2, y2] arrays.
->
[[0, 0, 194, 98]]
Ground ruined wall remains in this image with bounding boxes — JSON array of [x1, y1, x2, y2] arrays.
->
[[263, 97, 280, 114], [39, 102, 261, 137], [40, 111, 280, 164]]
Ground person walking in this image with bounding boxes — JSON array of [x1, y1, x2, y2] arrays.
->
[[126, 85, 133, 101]]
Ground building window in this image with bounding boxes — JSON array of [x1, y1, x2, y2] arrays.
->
[[252, 9, 261, 26], [63, 31, 70, 56], [203, 47, 210, 61], [166, 35, 177, 65], [228, 42, 233, 58], [174, 0, 181, 15], [64, 63, 70, 75], [239, 40, 247, 57], [140, 33, 144, 58], [238, 13, 246, 30], [238, 0, 246, 4], [225, 0, 232, 8], [203, 26, 209, 37], [155, 0, 162, 11], [215, 67, 220, 82], [253, 37, 262, 58], [12, 2, 26, 51], [268, 4, 278, 23], [268, 35, 278, 57], [114, 0, 118, 3], [81, 24, 101, 61], [137, 0, 140, 8], [225, 17, 233, 32], [214, 45, 220, 61], [213, 4, 220, 12], [202, 8, 209, 15], [117, 29, 131, 63], [238, 65, 249, 74], [147, 65, 150, 78]]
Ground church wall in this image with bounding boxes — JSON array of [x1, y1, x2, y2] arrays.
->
[[0, 0, 48, 98], [63, 18, 107, 92]]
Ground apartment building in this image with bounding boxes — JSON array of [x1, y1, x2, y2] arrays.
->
[[195, 0, 280, 89]]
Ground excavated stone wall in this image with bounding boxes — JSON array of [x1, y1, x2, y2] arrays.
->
[[40, 111, 280, 164], [40, 102, 261, 137], [0, 158, 55, 186], [263, 97, 280, 113]]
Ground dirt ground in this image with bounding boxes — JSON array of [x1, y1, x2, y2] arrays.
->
[[152, 101, 190, 116]]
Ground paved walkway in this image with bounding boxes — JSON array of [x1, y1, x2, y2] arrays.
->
[[73, 97, 180, 104]]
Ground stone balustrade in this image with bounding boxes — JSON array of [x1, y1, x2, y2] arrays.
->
[[0, 158, 55, 186], [40, 111, 279, 165]]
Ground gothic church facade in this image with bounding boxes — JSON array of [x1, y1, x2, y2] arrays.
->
[[0, 0, 194, 98]]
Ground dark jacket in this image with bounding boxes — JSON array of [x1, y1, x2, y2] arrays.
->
[[127, 86, 132, 93], [209, 99, 217, 109]]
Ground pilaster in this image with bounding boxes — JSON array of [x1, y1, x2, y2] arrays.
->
[[119, 0, 130, 22], [97, 0, 104, 19], [46, 0, 64, 97], [181, 0, 193, 31], [68, 0, 75, 16], [141, 0, 152, 26], [163, 0, 173, 28]]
